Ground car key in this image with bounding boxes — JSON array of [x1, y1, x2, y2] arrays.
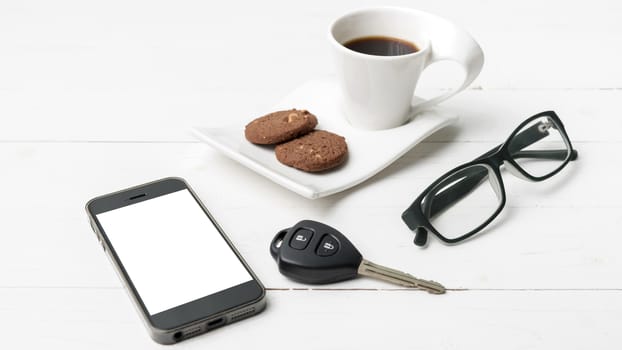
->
[[270, 220, 445, 294]]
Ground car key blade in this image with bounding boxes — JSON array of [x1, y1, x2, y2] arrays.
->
[[357, 259, 446, 294]]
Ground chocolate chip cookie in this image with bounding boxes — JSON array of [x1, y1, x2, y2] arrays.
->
[[275, 130, 348, 172], [244, 109, 318, 145]]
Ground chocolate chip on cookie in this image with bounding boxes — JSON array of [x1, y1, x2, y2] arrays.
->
[[244, 109, 318, 145], [275, 130, 348, 172]]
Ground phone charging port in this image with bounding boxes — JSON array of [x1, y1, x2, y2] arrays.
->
[[206, 317, 224, 330]]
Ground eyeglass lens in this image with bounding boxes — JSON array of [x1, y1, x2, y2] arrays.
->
[[507, 116, 571, 178], [421, 164, 503, 239]]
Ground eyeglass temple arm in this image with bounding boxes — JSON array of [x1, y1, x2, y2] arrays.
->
[[512, 149, 577, 160], [506, 121, 578, 160], [421, 172, 486, 220], [425, 122, 577, 219], [475, 122, 577, 161], [510, 122, 578, 160]]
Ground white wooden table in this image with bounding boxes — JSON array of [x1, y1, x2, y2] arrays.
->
[[2, 0, 621, 348]]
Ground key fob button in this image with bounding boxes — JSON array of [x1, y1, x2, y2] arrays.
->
[[316, 234, 339, 256], [289, 228, 313, 250]]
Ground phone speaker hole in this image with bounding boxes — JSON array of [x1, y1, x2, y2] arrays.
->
[[174, 325, 203, 341], [230, 307, 255, 322]]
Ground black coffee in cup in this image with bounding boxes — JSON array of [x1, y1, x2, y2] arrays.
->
[[343, 36, 419, 56]]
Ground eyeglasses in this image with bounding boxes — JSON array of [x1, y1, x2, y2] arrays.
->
[[401, 111, 578, 247]]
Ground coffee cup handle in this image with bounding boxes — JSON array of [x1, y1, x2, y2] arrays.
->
[[411, 22, 484, 114]]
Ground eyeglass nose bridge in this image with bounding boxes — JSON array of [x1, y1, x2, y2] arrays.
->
[[503, 160, 531, 181], [485, 149, 531, 182]]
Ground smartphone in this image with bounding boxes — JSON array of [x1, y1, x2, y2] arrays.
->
[[85, 177, 266, 344]]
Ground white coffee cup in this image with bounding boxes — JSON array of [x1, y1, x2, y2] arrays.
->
[[329, 7, 484, 130]]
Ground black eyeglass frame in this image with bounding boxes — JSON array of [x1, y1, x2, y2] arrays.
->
[[402, 111, 578, 246]]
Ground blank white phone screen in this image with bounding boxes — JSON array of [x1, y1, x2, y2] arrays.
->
[[96, 189, 252, 315]]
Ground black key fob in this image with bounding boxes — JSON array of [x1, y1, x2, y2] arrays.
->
[[270, 220, 363, 284]]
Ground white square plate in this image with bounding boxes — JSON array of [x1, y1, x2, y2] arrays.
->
[[192, 77, 457, 199]]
